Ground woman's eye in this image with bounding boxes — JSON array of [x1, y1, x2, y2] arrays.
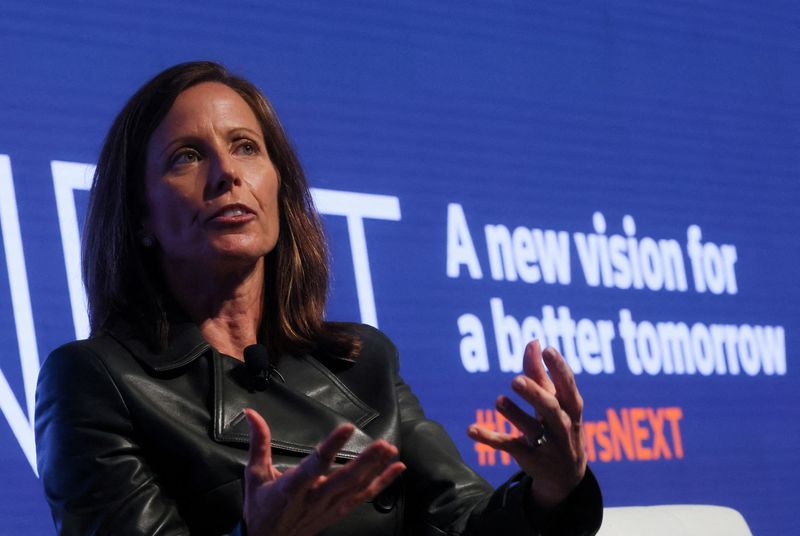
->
[[237, 141, 258, 155], [171, 149, 201, 166]]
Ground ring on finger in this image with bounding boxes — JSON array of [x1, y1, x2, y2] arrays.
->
[[525, 422, 548, 448]]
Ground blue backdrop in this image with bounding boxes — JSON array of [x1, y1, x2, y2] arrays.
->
[[1, 1, 798, 534]]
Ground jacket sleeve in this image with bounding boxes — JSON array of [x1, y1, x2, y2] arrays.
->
[[35, 342, 191, 536], [396, 376, 602, 536]]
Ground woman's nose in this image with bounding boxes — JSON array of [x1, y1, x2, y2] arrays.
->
[[207, 152, 242, 194]]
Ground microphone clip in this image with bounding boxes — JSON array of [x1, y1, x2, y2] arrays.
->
[[244, 343, 270, 391]]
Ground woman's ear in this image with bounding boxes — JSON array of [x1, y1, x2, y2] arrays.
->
[[137, 222, 156, 248]]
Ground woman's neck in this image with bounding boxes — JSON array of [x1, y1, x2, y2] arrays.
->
[[162, 257, 265, 361]]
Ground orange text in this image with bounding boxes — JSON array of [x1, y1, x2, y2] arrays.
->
[[471, 406, 685, 466], [584, 407, 684, 462]]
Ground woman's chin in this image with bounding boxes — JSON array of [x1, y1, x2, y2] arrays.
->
[[203, 248, 270, 271], [204, 236, 275, 261], [162, 242, 272, 275]]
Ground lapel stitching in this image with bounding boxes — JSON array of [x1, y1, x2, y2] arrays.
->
[[298, 354, 378, 429]]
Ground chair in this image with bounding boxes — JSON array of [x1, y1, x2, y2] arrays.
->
[[597, 505, 753, 536]]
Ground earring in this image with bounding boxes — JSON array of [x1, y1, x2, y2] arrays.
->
[[141, 233, 155, 248]]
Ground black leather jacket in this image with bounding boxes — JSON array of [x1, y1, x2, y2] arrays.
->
[[35, 322, 602, 535]]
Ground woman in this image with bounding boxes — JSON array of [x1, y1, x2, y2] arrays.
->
[[35, 61, 602, 535]]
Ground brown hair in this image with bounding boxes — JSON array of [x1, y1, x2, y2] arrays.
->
[[83, 61, 358, 358]]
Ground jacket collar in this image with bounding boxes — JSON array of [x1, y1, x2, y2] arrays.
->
[[110, 320, 211, 372], [109, 320, 378, 458]]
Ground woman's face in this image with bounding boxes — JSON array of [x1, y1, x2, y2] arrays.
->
[[143, 82, 280, 271]]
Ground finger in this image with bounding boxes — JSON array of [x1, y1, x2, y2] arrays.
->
[[522, 340, 556, 395], [495, 395, 545, 440], [349, 461, 405, 505], [316, 423, 357, 465], [282, 424, 356, 496], [321, 461, 406, 522], [467, 424, 528, 459], [244, 408, 274, 481], [542, 346, 584, 422], [511, 375, 572, 444], [311, 440, 397, 500]]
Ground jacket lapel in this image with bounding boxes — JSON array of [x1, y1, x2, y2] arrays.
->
[[111, 320, 379, 460], [212, 351, 379, 460]]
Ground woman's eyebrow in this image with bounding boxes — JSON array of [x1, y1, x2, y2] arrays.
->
[[158, 135, 204, 158], [227, 127, 262, 139]]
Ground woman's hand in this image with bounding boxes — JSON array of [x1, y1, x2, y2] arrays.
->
[[243, 409, 406, 536], [468, 340, 587, 509]]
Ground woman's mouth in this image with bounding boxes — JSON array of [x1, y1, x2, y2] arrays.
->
[[219, 207, 247, 217], [207, 204, 256, 224]]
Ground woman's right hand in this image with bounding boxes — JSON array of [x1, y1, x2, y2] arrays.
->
[[243, 408, 406, 536]]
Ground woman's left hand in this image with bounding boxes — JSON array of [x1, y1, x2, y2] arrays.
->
[[468, 340, 587, 509]]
